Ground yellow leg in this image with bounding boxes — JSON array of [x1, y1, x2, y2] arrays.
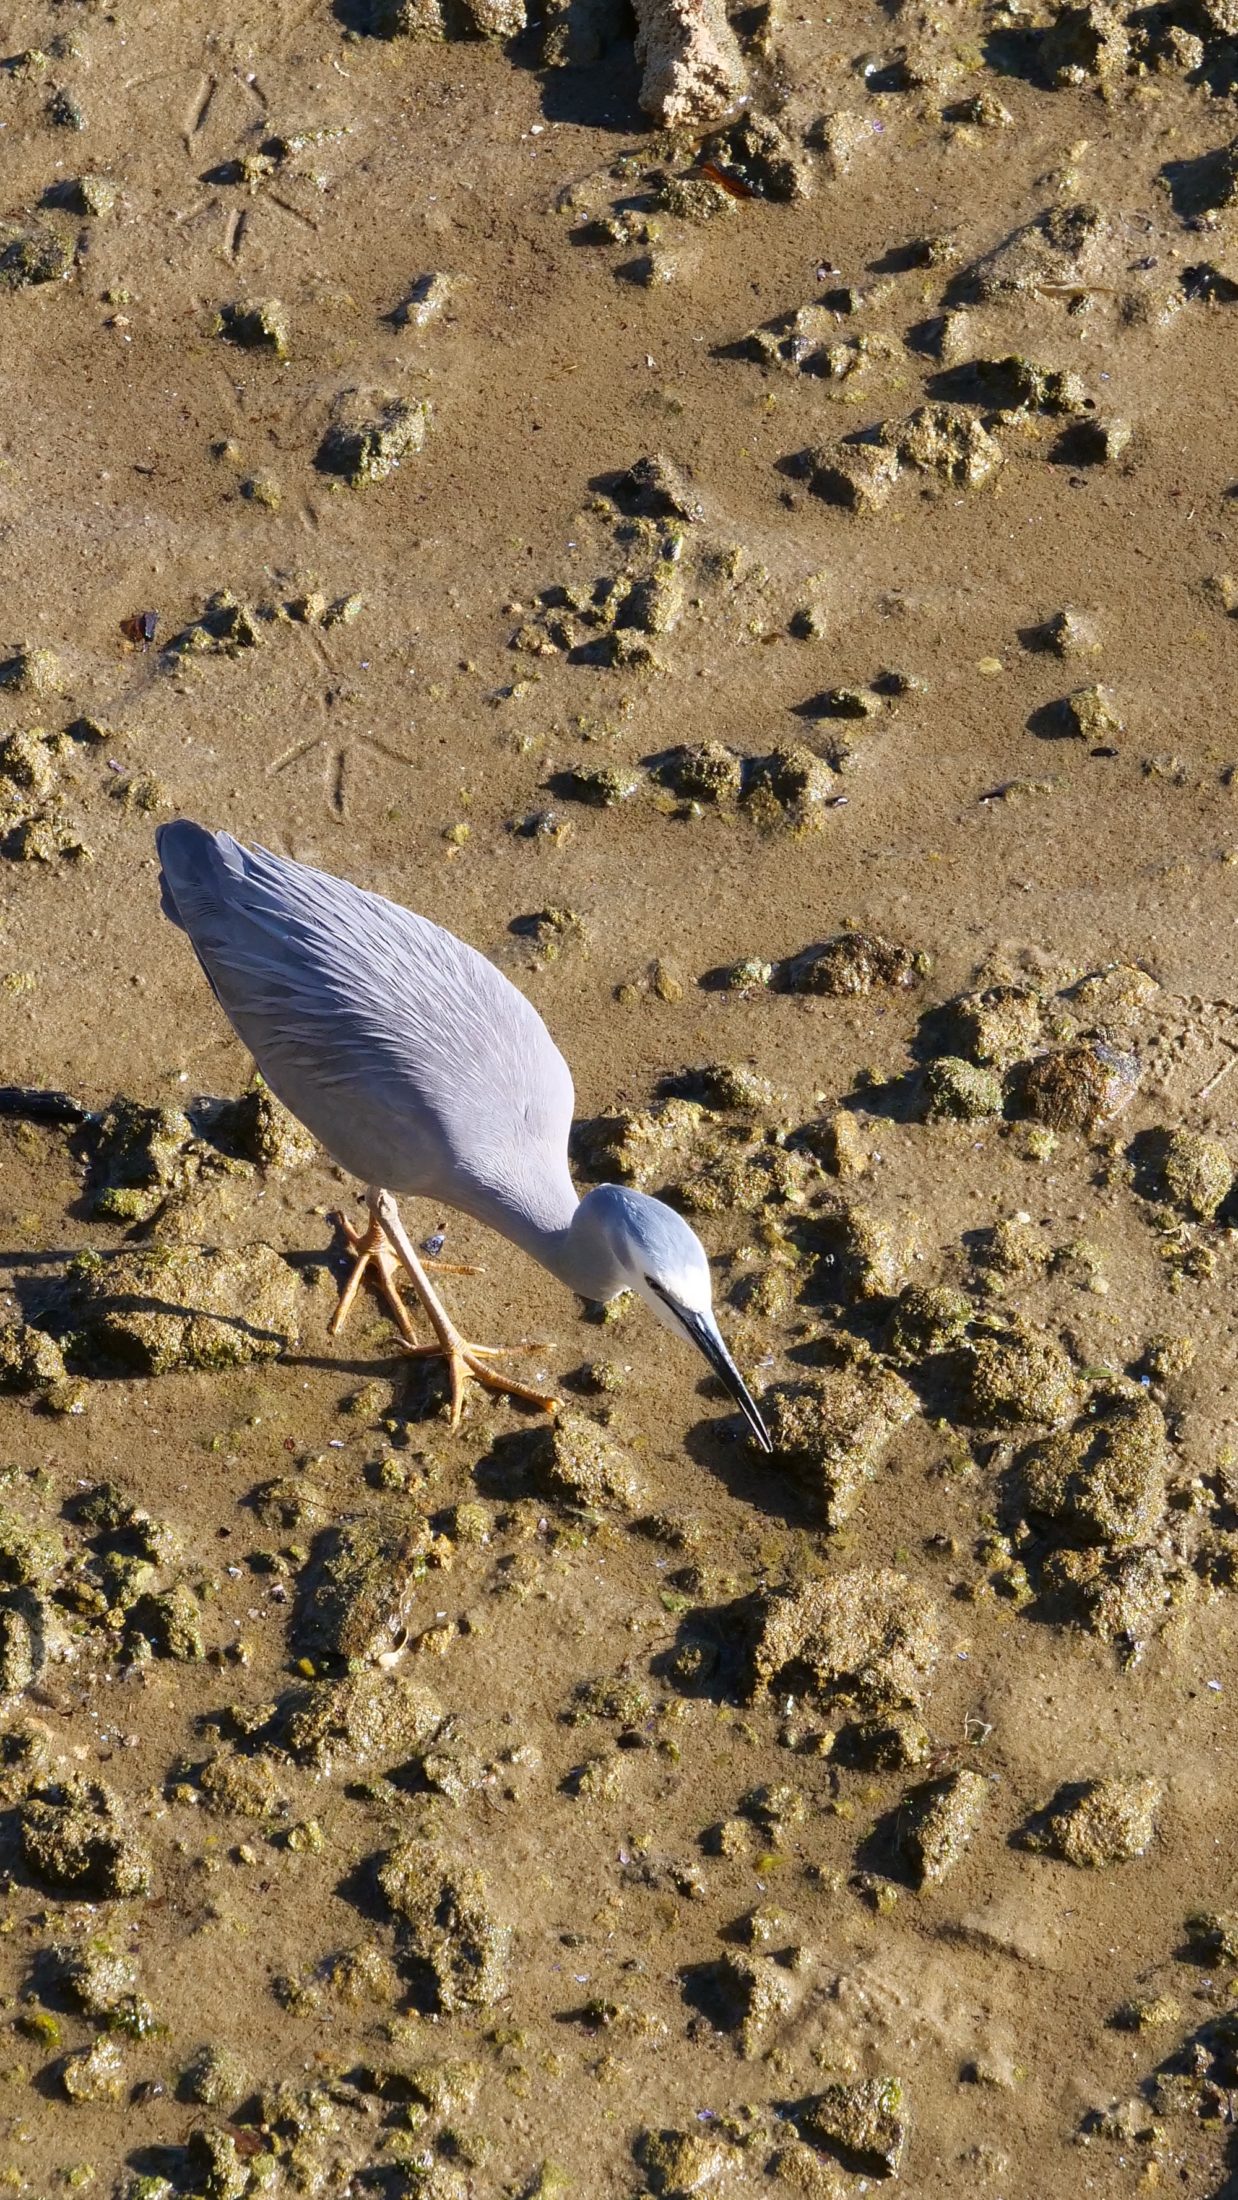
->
[[328, 1208, 478, 1347], [372, 1188, 559, 1428]]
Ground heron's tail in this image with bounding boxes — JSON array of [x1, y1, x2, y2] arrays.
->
[[155, 818, 246, 934]]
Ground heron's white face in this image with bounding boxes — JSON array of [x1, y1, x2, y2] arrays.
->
[[631, 1234, 715, 1337]]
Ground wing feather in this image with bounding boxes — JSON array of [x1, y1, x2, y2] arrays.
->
[[156, 822, 578, 1231]]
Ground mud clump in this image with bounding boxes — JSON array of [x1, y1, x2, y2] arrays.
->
[[700, 113, 809, 203], [791, 2076, 909, 2177], [654, 741, 744, 804], [1037, 684, 1125, 742], [363, 0, 527, 33], [293, 1513, 426, 1670], [632, 0, 746, 129], [377, 1841, 511, 2011], [280, 1670, 444, 1769], [62, 1242, 300, 1374], [902, 1769, 990, 1886], [760, 1365, 917, 1526], [1007, 1043, 1139, 1133], [747, 1568, 940, 1713], [1019, 1775, 1163, 1865], [809, 1201, 917, 1302], [316, 390, 430, 485], [1013, 1385, 1169, 1545], [216, 297, 289, 357], [20, 1777, 152, 1898]]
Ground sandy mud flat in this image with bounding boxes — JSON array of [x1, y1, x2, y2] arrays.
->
[[0, 0, 1237, 2192]]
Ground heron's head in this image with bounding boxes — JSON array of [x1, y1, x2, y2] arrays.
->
[[584, 1184, 772, 1452]]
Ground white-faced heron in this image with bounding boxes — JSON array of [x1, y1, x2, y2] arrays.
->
[[156, 821, 772, 1450]]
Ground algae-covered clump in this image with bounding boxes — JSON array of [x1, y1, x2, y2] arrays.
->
[[377, 1841, 511, 2011], [777, 932, 926, 997], [180, 2042, 250, 2108], [792, 2076, 908, 2176], [923, 1056, 1004, 1120], [886, 1283, 972, 1361], [761, 1365, 916, 1526], [748, 1568, 940, 1713], [0, 1503, 65, 1588], [1041, 685, 1124, 742], [64, 1242, 300, 1373], [654, 741, 744, 804], [809, 1201, 916, 1302], [216, 297, 290, 357], [294, 1513, 424, 1669], [280, 1670, 444, 1768], [636, 2126, 735, 2193], [1014, 1386, 1168, 1545], [20, 1777, 151, 1898], [1020, 1775, 1163, 1865], [902, 1768, 989, 1886], [524, 1408, 647, 1513], [316, 389, 430, 485], [1156, 1128, 1233, 1221], [0, 217, 73, 288], [0, 1318, 73, 1404], [63, 1946, 156, 2037], [962, 1317, 1081, 1427], [61, 2035, 127, 2103], [934, 984, 1044, 1068]]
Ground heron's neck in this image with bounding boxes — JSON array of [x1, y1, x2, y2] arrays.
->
[[498, 1184, 631, 1305]]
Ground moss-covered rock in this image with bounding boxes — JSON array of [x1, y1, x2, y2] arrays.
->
[[748, 1568, 940, 1713], [777, 932, 926, 997], [61, 2034, 127, 2103], [0, 1318, 71, 1399], [377, 1842, 511, 2011], [902, 1768, 989, 1885], [1008, 1042, 1139, 1132], [1020, 1774, 1162, 1865], [636, 2126, 735, 2194], [127, 1582, 205, 1660], [933, 984, 1045, 1068], [63, 1946, 156, 2036], [0, 1504, 65, 1588], [64, 1242, 300, 1373], [886, 1283, 972, 1361], [761, 1365, 916, 1525], [20, 1777, 151, 1898]]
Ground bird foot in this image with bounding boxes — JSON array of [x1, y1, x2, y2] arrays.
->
[[329, 1210, 481, 1344], [401, 1336, 559, 1427]]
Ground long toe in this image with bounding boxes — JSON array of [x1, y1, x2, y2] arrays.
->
[[401, 1337, 558, 1420]]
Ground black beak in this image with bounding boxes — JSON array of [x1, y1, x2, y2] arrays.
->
[[682, 1308, 774, 1454]]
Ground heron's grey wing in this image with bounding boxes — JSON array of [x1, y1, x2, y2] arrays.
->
[[156, 821, 578, 1233]]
